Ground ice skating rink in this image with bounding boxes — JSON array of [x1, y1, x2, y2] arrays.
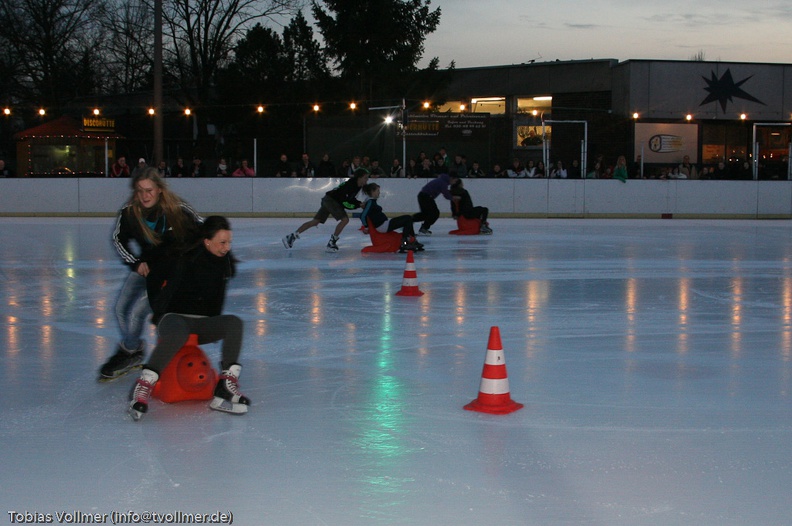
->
[[1, 217, 791, 525]]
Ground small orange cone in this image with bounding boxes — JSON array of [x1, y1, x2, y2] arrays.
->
[[395, 250, 424, 296], [464, 326, 523, 414]]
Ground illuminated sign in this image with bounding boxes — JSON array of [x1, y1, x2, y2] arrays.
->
[[82, 116, 115, 132], [405, 113, 488, 140]]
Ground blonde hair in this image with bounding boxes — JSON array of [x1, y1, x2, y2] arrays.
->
[[128, 167, 192, 246]]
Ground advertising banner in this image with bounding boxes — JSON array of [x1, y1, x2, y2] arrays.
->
[[634, 122, 699, 163], [405, 113, 489, 141]]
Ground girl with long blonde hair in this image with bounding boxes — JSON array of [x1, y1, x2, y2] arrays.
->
[[100, 167, 202, 381]]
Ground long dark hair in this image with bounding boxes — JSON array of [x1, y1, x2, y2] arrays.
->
[[197, 215, 236, 274], [200, 215, 231, 240]]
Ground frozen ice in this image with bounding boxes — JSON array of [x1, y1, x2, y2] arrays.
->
[[1, 217, 791, 525]]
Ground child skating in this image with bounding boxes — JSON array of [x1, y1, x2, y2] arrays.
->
[[282, 168, 370, 252], [360, 183, 424, 252]]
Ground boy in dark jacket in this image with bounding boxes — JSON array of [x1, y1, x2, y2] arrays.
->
[[282, 168, 370, 252]]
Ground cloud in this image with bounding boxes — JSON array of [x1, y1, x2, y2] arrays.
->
[[643, 12, 727, 27], [564, 23, 601, 30]]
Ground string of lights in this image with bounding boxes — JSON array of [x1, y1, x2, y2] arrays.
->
[[2, 100, 440, 118]]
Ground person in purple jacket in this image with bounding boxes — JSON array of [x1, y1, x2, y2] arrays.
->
[[414, 172, 458, 235]]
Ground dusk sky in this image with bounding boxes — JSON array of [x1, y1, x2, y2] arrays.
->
[[417, 0, 792, 68]]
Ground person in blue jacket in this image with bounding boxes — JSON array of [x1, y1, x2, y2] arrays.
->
[[414, 172, 458, 235], [282, 168, 370, 252], [360, 183, 424, 252]]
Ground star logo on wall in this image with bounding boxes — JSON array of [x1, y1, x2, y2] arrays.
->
[[700, 69, 765, 112]]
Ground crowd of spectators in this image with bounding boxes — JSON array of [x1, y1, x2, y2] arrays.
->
[[2, 150, 784, 180], [239, 150, 778, 181]]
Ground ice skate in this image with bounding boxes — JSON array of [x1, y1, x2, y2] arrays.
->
[[98, 343, 144, 382], [128, 369, 159, 421], [209, 364, 250, 415], [480, 223, 493, 235], [417, 228, 432, 236], [282, 232, 299, 249], [326, 235, 339, 253], [400, 238, 424, 253]]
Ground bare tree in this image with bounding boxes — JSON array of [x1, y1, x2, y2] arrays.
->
[[159, 0, 302, 107], [0, 0, 108, 109], [100, 0, 155, 94]]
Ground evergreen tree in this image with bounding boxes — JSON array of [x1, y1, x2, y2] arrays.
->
[[311, 0, 441, 100], [223, 23, 290, 103], [283, 11, 329, 85]]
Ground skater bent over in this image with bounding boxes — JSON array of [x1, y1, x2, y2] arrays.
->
[[360, 183, 424, 252], [414, 172, 458, 235], [282, 168, 370, 252], [101, 168, 202, 381], [129, 216, 250, 420]]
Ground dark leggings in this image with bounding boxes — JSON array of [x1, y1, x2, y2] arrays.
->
[[386, 215, 416, 239], [147, 313, 243, 373], [416, 192, 439, 230], [463, 206, 489, 223]]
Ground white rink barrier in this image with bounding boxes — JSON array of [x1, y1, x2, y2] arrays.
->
[[1, 177, 791, 218]]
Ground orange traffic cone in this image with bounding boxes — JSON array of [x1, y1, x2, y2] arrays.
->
[[464, 326, 523, 414], [395, 250, 424, 296]]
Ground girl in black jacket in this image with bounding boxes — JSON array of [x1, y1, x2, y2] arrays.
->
[[450, 179, 493, 234], [129, 216, 249, 420]]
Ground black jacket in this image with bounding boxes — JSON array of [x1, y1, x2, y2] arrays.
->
[[112, 203, 202, 272], [147, 244, 236, 325], [326, 177, 363, 209], [450, 186, 474, 217]]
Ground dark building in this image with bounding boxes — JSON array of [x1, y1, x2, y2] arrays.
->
[[304, 59, 792, 180]]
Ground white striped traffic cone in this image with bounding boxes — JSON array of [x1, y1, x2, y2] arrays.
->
[[395, 250, 424, 296], [464, 326, 523, 414]]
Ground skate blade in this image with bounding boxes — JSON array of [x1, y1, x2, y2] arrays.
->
[[98, 364, 143, 383], [209, 397, 248, 414], [128, 407, 144, 421]]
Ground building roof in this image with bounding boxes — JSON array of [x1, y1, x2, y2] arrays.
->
[[14, 115, 124, 140]]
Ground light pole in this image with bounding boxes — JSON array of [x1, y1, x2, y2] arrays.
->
[[153, 0, 163, 164], [370, 99, 407, 175]]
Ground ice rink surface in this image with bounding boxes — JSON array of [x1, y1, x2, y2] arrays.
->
[[1, 217, 791, 525]]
